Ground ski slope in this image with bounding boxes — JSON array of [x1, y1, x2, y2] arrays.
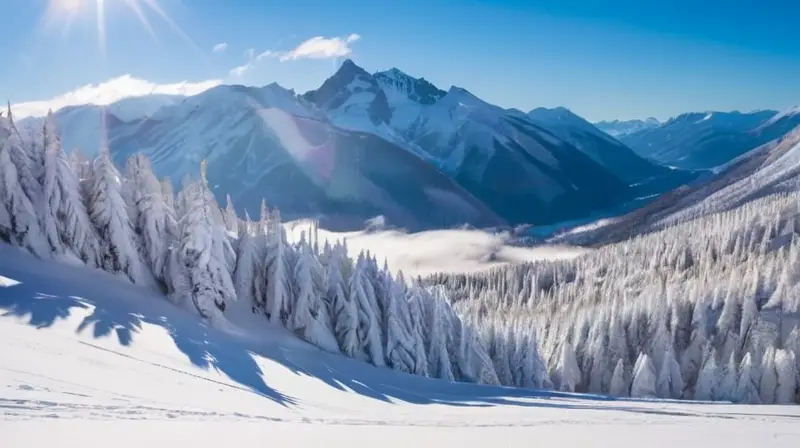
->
[[2, 244, 799, 447]]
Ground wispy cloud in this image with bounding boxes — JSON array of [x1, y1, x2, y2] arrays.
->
[[280, 34, 361, 62], [212, 42, 228, 53], [229, 48, 277, 77], [10, 75, 222, 118], [227, 33, 360, 78]]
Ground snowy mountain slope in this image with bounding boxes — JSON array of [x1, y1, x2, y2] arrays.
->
[[526, 107, 693, 187], [364, 64, 633, 225], [619, 109, 800, 170], [3, 245, 800, 446], [594, 117, 661, 137], [16, 93, 188, 155], [105, 84, 503, 231], [551, 125, 800, 245]]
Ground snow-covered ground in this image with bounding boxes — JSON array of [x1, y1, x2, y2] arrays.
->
[[284, 219, 588, 278], [2, 244, 800, 446]]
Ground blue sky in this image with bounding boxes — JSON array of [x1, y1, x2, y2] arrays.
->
[[3, 0, 800, 121]]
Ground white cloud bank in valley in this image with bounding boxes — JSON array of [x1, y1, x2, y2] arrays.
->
[[11, 75, 222, 118]]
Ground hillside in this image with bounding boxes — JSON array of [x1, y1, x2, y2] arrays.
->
[[3, 245, 800, 446]]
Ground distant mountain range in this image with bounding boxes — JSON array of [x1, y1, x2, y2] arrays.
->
[[18, 60, 706, 230], [596, 108, 800, 170], [594, 118, 661, 138]]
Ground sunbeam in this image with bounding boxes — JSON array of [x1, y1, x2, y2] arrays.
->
[[44, 0, 193, 57]]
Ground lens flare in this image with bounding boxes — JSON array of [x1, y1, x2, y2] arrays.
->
[[44, 0, 198, 57]]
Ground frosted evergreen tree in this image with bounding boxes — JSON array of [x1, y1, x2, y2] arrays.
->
[[630, 352, 657, 398], [773, 348, 796, 404], [426, 296, 455, 381], [223, 194, 238, 234], [290, 239, 339, 353], [3, 111, 46, 219], [454, 315, 500, 386], [384, 275, 418, 374], [349, 256, 385, 367], [656, 346, 684, 399], [609, 358, 629, 397], [39, 122, 101, 267], [680, 299, 708, 390], [0, 123, 50, 258], [264, 223, 292, 324], [557, 342, 581, 393], [736, 352, 761, 403], [326, 251, 359, 356], [123, 154, 176, 281], [69, 149, 92, 181], [717, 352, 739, 402], [169, 179, 236, 323], [407, 289, 431, 377], [694, 348, 720, 401], [161, 177, 176, 211], [233, 218, 260, 311], [38, 113, 66, 256], [489, 321, 514, 386], [87, 148, 149, 284], [758, 346, 778, 404]]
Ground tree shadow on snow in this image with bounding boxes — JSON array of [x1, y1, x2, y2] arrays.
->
[[0, 245, 294, 407], [0, 245, 781, 420]]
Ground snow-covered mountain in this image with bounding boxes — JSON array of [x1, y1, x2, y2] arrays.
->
[[23, 60, 708, 228], [526, 107, 684, 186], [594, 117, 660, 138], [619, 109, 800, 170], [104, 83, 503, 231], [315, 63, 634, 225]]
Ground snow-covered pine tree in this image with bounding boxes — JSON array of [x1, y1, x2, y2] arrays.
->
[[384, 273, 418, 374], [717, 352, 739, 402], [557, 342, 582, 393], [349, 254, 386, 367], [223, 194, 238, 235], [86, 147, 149, 284], [38, 113, 66, 256], [290, 237, 339, 353], [233, 217, 260, 312], [630, 352, 657, 398], [169, 178, 236, 323], [0, 116, 50, 258], [426, 295, 455, 381], [736, 352, 761, 404], [39, 115, 101, 267], [609, 358, 629, 397], [694, 347, 720, 401], [263, 220, 292, 324], [407, 287, 431, 377], [326, 248, 359, 356], [123, 154, 176, 282]]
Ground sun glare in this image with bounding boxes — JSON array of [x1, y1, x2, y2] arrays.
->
[[51, 0, 86, 13], [44, 0, 196, 57]]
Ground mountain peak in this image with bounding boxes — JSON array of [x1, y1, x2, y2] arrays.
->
[[374, 68, 445, 105], [337, 59, 368, 77], [303, 58, 391, 126]]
